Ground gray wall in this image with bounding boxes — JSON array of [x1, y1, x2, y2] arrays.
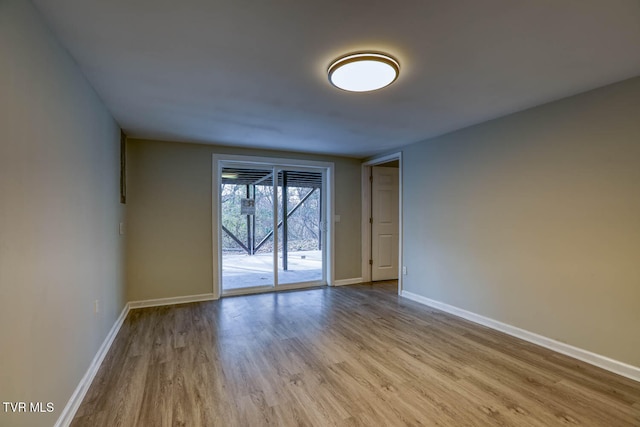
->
[[126, 139, 361, 301], [0, 1, 125, 426], [402, 77, 640, 367]]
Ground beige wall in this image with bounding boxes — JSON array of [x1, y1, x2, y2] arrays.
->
[[126, 139, 361, 301], [0, 1, 125, 426], [402, 77, 640, 367]]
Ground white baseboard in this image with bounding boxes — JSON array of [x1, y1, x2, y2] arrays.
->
[[128, 293, 217, 309], [401, 290, 640, 383], [54, 303, 130, 427], [333, 277, 364, 286], [54, 293, 217, 425]]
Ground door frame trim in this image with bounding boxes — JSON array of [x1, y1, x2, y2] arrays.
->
[[361, 152, 403, 294], [212, 154, 335, 299]]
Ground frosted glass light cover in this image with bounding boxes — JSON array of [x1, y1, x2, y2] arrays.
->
[[328, 53, 399, 92]]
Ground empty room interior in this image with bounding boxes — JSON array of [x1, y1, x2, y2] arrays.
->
[[1, 0, 640, 426]]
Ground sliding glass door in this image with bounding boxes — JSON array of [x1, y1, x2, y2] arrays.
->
[[219, 162, 327, 296]]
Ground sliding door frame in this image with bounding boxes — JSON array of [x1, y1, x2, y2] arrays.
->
[[212, 154, 335, 299]]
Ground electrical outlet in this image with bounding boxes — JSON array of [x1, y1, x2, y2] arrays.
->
[[119, 222, 125, 235], [94, 299, 100, 314], [402, 266, 407, 275]]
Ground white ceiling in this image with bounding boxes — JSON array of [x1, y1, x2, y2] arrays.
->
[[33, 0, 640, 158]]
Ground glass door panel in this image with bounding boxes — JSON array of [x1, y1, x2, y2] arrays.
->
[[276, 170, 324, 286], [221, 167, 274, 293]]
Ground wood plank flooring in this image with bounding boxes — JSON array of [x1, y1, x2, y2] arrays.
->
[[72, 282, 640, 426]]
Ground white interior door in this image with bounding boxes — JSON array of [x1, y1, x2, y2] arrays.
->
[[371, 166, 399, 281]]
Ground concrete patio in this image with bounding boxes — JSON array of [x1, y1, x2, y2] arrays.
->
[[222, 250, 323, 291]]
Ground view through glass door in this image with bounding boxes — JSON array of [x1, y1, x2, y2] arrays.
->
[[220, 164, 325, 295], [276, 170, 323, 285]]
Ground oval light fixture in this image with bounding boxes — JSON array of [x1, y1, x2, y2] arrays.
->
[[328, 52, 400, 92]]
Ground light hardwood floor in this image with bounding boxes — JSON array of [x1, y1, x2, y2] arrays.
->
[[72, 282, 640, 426]]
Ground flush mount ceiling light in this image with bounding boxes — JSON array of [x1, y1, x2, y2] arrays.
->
[[328, 52, 400, 92]]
